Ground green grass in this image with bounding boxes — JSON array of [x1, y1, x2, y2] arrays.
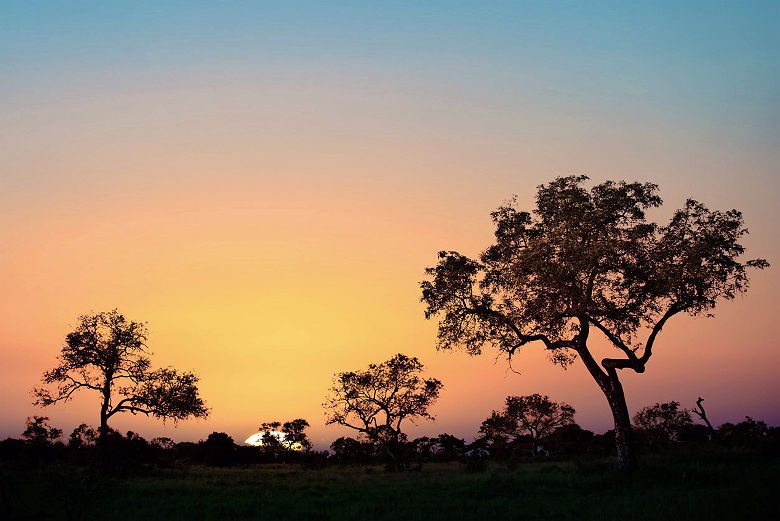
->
[[3, 451, 778, 520]]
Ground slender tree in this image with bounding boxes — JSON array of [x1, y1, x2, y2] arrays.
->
[[691, 397, 723, 444], [324, 353, 443, 471], [33, 310, 209, 440], [421, 176, 767, 471]]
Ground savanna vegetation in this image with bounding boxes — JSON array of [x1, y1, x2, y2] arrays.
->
[[3, 177, 775, 520], [3, 396, 777, 520], [1, 411, 778, 521]]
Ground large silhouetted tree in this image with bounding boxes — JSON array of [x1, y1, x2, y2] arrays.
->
[[480, 394, 575, 456], [421, 176, 767, 471], [33, 310, 209, 441], [324, 353, 443, 471]]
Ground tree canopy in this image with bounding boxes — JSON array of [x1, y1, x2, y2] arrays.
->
[[480, 394, 575, 455], [257, 419, 312, 452], [22, 416, 62, 446], [633, 401, 693, 443], [324, 353, 443, 470], [421, 176, 767, 470], [33, 310, 209, 439]]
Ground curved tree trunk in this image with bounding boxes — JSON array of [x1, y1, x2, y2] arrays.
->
[[606, 383, 637, 472], [576, 342, 638, 472]]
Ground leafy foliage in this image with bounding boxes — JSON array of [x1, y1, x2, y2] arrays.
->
[[633, 401, 693, 443], [421, 176, 767, 470], [202, 432, 236, 466], [22, 416, 62, 445], [257, 419, 312, 452], [68, 423, 98, 448], [429, 433, 468, 460], [324, 353, 443, 469], [329, 436, 375, 463], [33, 310, 209, 438], [718, 417, 769, 443], [421, 176, 767, 369], [479, 394, 575, 455]]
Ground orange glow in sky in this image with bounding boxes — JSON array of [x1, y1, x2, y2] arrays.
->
[[1, 2, 778, 448]]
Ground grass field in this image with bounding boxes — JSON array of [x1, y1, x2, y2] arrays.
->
[[3, 450, 778, 520]]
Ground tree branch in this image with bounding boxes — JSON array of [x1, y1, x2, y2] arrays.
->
[[475, 305, 577, 353], [589, 318, 637, 361], [640, 303, 686, 365]]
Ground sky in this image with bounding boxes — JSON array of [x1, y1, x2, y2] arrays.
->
[[1, 1, 778, 449]]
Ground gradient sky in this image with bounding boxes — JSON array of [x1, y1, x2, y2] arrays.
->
[[1, 1, 778, 448]]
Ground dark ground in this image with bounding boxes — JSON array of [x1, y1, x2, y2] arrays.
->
[[2, 449, 778, 521]]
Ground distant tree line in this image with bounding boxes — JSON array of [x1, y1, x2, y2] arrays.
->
[[4, 397, 777, 472]]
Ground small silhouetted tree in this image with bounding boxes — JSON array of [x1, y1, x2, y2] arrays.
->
[[22, 416, 63, 445], [719, 417, 769, 443], [33, 310, 209, 441], [150, 437, 175, 450], [68, 423, 97, 448], [408, 435, 467, 465], [430, 433, 467, 461], [282, 419, 311, 451], [21, 416, 63, 464], [330, 436, 374, 464], [324, 353, 443, 471], [421, 176, 767, 471], [633, 401, 693, 444], [479, 394, 575, 456], [124, 430, 149, 451], [202, 432, 236, 466], [256, 421, 284, 455], [258, 419, 312, 452], [543, 424, 595, 456], [410, 436, 434, 460]]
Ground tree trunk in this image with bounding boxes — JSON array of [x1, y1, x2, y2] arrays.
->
[[99, 411, 109, 441], [372, 432, 400, 472], [575, 341, 638, 472], [99, 381, 111, 442], [693, 397, 725, 446], [383, 439, 401, 472], [530, 435, 540, 457], [608, 389, 637, 472]]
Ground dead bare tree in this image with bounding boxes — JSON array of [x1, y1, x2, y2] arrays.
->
[[692, 397, 724, 445]]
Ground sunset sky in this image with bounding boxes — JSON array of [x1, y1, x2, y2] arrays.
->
[[2, 1, 778, 448]]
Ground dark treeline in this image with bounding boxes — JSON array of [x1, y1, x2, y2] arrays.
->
[[3, 403, 778, 474]]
